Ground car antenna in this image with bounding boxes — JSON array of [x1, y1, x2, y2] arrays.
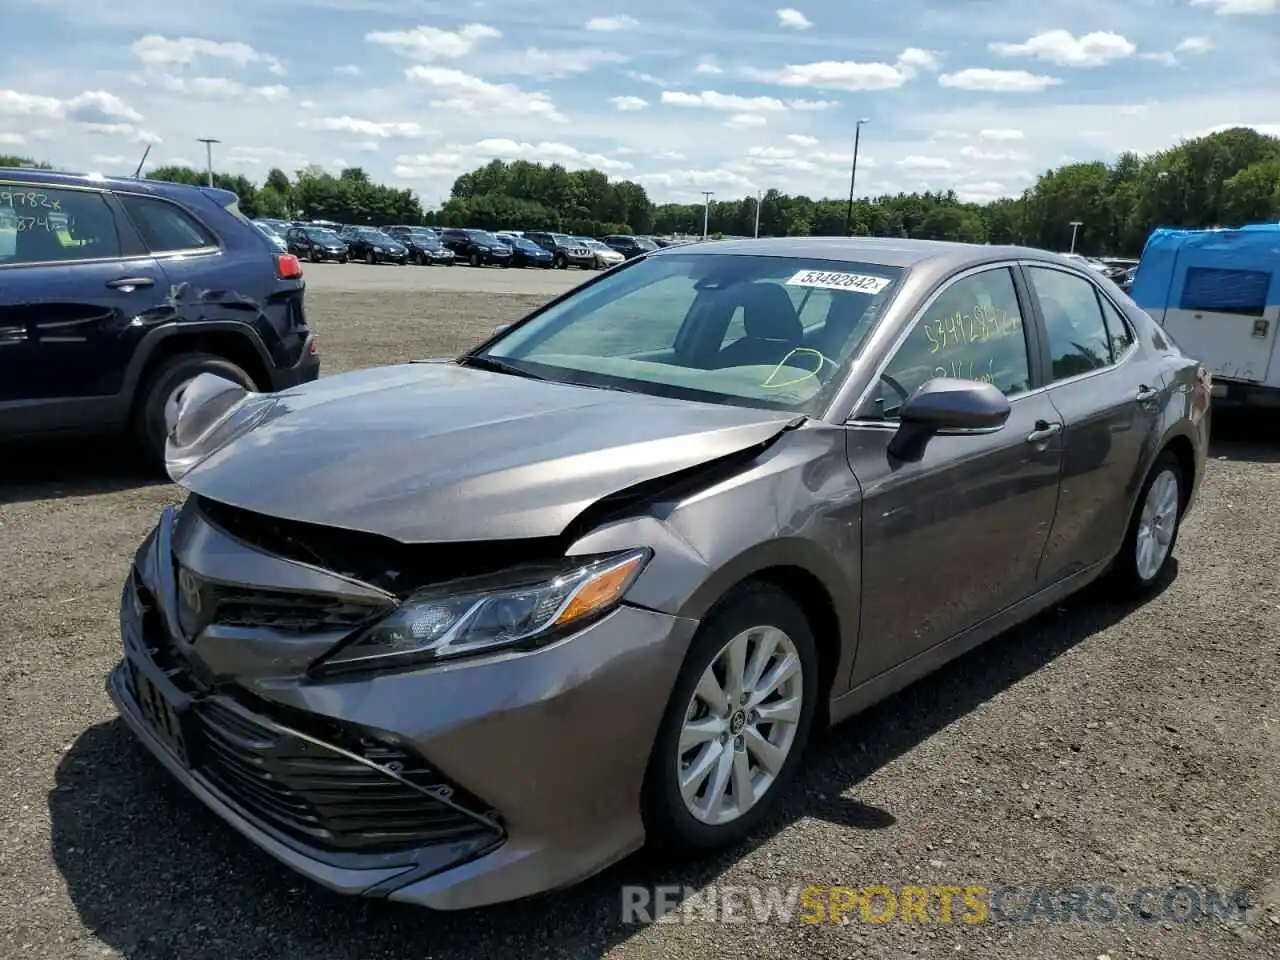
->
[[132, 144, 152, 179]]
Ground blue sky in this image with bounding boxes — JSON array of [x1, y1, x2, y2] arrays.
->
[[3, 0, 1278, 205]]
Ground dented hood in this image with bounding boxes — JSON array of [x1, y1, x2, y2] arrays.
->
[[177, 361, 797, 542]]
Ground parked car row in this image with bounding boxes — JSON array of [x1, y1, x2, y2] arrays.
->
[[252, 219, 671, 270]]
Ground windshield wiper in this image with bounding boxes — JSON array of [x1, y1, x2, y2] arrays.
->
[[456, 354, 545, 380]]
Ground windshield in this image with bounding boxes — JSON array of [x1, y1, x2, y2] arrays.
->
[[467, 230, 500, 245], [305, 228, 341, 242], [253, 221, 281, 237], [515, 239, 542, 252], [477, 254, 904, 414], [408, 229, 438, 242], [353, 228, 394, 242]]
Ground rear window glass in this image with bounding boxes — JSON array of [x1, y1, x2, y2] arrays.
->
[[119, 195, 217, 253]]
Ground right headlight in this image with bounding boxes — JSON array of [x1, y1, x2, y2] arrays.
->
[[313, 548, 651, 676]]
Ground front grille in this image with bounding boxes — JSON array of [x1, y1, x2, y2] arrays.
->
[[190, 697, 501, 852], [205, 582, 384, 633]]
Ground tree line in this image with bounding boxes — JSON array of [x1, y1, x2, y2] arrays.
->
[[3, 125, 1277, 255]]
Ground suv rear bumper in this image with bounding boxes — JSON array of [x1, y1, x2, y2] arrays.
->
[[271, 333, 320, 390]]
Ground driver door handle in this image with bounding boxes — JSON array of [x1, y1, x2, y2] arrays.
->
[[1026, 420, 1063, 444], [105, 276, 155, 291], [1135, 384, 1160, 404]]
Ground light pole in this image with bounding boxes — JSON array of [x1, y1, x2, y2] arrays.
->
[[1068, 219, 1083, 254], [844, 118, 869, 237], [197, 138, 220, 187], [701, 191, 714, 238], [753, 189, 762, 238]]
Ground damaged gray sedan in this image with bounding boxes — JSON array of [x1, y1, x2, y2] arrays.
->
[[108, 237, 1210, 910]]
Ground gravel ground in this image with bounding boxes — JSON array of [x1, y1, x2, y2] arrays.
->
[[0, 265, 1277, 959]]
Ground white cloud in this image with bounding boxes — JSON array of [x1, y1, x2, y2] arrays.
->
[[1175, 37, 1214, 54], [979, 128, 1026, 141], [990, 30, 1136, 68], [652, 150, 686, 160], [1189, 0, 1276, 13], [1141, 51, 1179, 66], [896, 48, 942, 74], [787, 134, 819, 146], [610, 96, 648, 111], [334, 64, 361, 76], [955, 181, 1016, 203], [749, 46, 938, 92], [725, 114, 767, 128], [405, 66, 565, 122], [585, 15, 639, 31], [148, 74, 289, 100], [896, 155, 954, 171], [776, 8, 813, 29], [471, 138, 633, 171], [626, 71, 669, 87], [938, 69, 1062, 92], [393, 137, 634, 180], [960, 145, 1029, 161], [695, 62, 723, 75], [1, 89, 152, 143], [298, 116, 432, 138], [0, 132, 26, 145], [633, 167, 758, 191], [90, 153, 126, 164], [131, 35, 285, 75], [660, 89, 835, 112], [486, 48, 627, 79], [364, 23, 500, 60]]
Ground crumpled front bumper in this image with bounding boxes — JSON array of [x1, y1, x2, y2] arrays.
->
[[108, 501, 699, 909]]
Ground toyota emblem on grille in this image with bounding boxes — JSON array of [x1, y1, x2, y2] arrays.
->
[[178, 568, 202, 614]]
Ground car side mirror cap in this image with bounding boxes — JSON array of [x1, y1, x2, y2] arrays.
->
[[492, 322, 511, 335], [888, 377, 1011, 462]]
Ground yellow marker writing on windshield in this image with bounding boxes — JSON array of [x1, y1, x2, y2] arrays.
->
[[762, 348, 827, 389]]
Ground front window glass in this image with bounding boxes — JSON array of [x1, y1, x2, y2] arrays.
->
[[479, 254, 904, 414]]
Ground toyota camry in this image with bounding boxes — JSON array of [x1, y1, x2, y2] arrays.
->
[[108, 237, 1210, 911]]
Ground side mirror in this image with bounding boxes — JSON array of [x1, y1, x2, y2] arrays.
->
[[887, 377, 1011, 462], [492, 322, 512, 335]]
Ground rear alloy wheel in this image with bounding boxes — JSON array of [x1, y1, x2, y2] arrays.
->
[[133, 352, 257, 472], [1107, 450, 1184, 596], [470, 251, 482, 267], [643, 583, 817, 851], [365, 250, 376, 265]]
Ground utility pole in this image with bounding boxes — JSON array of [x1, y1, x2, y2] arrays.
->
[[1068, 220, 1083, 254], [753, 189, 762, 238], [843, 118, 869, 237], [197, 138, 220, 187], [701, 191, 714, 238]]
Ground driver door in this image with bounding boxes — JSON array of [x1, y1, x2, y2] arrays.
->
[[845, 265, 1066, 683]]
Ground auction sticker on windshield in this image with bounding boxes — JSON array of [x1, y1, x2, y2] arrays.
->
[[785, 270, 891, 294]]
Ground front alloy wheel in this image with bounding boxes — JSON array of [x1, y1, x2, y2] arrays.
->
[[678, 626, 804, 825], [643, 582, 817, 850]]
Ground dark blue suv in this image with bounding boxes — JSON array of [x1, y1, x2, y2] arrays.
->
[[0, 168, 319, 467]]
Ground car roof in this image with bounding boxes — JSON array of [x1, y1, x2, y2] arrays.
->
[[648, 235, 1082, 271], [0, 165, 240, 207]]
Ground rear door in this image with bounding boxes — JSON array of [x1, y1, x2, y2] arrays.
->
[[0, 181, 166, 410], [1162, 259, 1277, 384], [1021, 263, 1165, 583]]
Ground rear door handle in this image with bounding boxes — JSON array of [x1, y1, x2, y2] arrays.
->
[[1026, 421, 1063, 444], [105, 277, 155, 291], [1135, 385, 1159, 404]]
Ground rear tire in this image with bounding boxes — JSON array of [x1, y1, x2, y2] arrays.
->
[[133, 352, 257, 473], [1104, 450, 1184, 598], [641, 583, 818, 853], [365, 250, 375, 265], [554, 254, 567, 269], [470, 252, 482, 267]]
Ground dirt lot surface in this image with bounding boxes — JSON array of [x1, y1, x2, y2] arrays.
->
[[1, 265, 1277, 959]]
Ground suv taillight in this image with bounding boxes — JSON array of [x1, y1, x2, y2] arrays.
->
[[276, 254, 303, 279]]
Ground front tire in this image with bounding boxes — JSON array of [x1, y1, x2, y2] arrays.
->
[[554, 254, 567, 269], [133, 352, 257, 472], [1106, 450, 1184, 597], [642, 583, 818, 852], [365, 250, 375, 265], [470, 252, 482, 267]]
